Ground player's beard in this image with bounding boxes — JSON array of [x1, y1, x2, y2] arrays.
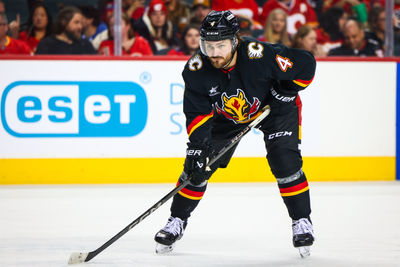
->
[[209, 54, 232, 69]]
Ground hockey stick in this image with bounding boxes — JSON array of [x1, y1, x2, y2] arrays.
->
[[68, 105, 271, 265]]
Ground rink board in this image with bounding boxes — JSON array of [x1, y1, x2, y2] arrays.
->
[[0, 157, 395, 184], [0, 57, 397, 184]]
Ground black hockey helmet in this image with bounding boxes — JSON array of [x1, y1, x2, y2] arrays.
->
[[200, 10, 239, 41], [199, 11, 240, 59]]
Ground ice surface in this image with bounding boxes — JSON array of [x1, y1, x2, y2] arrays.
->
[[0, 182, 399, 267]]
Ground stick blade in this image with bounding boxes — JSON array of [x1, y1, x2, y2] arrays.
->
[[68, 252, 88, 265]]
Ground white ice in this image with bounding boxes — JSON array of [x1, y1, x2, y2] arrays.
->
[[1, 182, 400, 267]]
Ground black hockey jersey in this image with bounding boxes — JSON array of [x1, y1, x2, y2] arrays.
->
[[182, 38, 316, 143]]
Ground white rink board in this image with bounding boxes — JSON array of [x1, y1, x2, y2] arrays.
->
[[0, 60, 396, 158]]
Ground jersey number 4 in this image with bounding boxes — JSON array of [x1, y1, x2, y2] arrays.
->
[[276, 55, 293, 72]]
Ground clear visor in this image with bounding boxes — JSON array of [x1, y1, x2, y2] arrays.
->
[[200, 37, 236, 57]]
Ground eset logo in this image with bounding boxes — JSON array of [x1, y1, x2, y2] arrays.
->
[[1, 81, 148, 137]]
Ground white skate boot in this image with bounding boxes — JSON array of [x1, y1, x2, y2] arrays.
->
[[154, 216, 187, 254], [292, 217, 315, 258]]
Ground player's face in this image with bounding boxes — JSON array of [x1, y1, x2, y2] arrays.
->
[[184, 28, 200, 51], [33, 6, 48, 30], [65, 13, 83, 40], [204, 39, 233, 68], [301, 30, 317, 52]]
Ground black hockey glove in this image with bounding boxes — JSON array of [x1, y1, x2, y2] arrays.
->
[[183, 142, 212, 186]]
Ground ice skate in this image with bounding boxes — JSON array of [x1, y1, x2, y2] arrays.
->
[[154, 216, 187, 254], [292, 217, 315, 258]]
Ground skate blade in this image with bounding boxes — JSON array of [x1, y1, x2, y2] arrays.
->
[[298, 246, 311, 258], [155, 243, 175, 254]]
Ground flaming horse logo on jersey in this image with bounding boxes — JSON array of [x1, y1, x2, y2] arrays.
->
[[215, 89, 261, 123]]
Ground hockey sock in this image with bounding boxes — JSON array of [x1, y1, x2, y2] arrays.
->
[[278, 172, 311, 220], [170, 181, 207, 220]]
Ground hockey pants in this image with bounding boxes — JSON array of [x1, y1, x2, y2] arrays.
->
[[171, 100, 311, 221]]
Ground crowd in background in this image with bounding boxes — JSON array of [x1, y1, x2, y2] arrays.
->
[[1, 0, 400, 57]]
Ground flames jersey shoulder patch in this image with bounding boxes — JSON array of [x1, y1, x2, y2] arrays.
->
[[188, 54, 203, 71], [247, 42, 264, 59]]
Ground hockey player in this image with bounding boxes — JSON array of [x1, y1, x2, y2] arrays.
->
[[154, 10, 316, 257]]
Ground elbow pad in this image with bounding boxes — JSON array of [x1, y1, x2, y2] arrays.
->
[[273, 80, 303, 95]]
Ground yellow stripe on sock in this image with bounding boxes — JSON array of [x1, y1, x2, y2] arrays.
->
[[280, 186, 309, 197], [178, 191, 203, 200]]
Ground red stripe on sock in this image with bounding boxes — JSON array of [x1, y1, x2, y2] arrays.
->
[[279, 181, 308, 194]]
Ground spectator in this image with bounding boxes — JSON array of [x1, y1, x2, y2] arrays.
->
[[371, 0, 400, 11], [308, 0, 324, 20], [366, 6, 384, 50], [316, 7, 347, 54], [102, 1, 115, 24], [0, 12, 30, 54], [80, 5, 108, 50], [164, 0, 191, 33], [167, 24, 199, 55], [391, 0, 400, 11], [0, 1, 4, 13], [18, 3, 52, 53], [8, 16, 20, 40], [99, 13, 152, 56], [101, 0, 144, 22], [80, 5, 107, 40], [212, 0, 261, 26], [292, 25, 325, 56], [323, 0, 368, 25], [123, 0, 145, 21], [396, 32, 400, 56], [259, 8, 291, 47], [323, 0, 366, 11], [0, 0, 21, 40], [189, 0, 211, 26], [237, 16, 253, 37], [391, 1, 400, 56], [328, 18, 383, 56], [36, 6, 97, 55], [260, 0, 318, 35], [133, 0, 178, 54]]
